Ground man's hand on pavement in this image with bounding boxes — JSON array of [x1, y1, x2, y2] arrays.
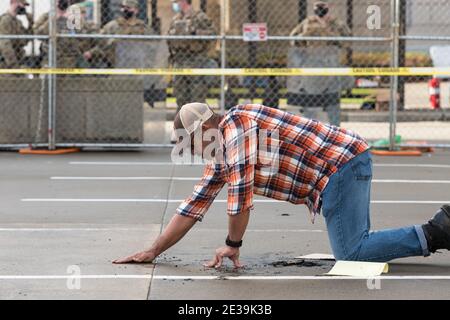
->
[[113, 249, 156, 264], [204, 246, 243, 269]]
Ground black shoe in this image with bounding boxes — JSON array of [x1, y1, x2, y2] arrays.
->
[[422, 205, 450, 253]]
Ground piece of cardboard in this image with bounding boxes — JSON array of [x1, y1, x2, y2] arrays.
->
[[325, 261, 389, 277], [296, 254, 335, 261]]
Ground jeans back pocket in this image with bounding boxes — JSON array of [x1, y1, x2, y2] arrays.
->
[[350, 153, 373, 181]]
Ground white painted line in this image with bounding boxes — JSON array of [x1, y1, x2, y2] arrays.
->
[[20, 199, 279, 203], [197, 229, 324, 233], [22, 199, 172, 203], [0, 228, 324, 233], [0, 228, 150, 232], [153, 275, 450, 281], [69, 161, 203, 166], [51, 177, 197, 181], [1, 275, 450, 281], [374, 164, 450, 169], [69, 162, 450, 169], [52, 177, 450, 184], [21, 198, 450, 205], [372, 180, 450, 184], [371, 201, 449, 204]]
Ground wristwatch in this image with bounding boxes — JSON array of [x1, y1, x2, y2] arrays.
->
[[226, 236, 243, 248]]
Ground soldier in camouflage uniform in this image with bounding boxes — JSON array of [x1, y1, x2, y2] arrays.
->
[[288, 0, 351, 126], [168, 0, 216, 111], [83, 0, 153, 68], [68, 3, 99, 65], [33, 0, 98, 68], [0, 0, 33, 69]]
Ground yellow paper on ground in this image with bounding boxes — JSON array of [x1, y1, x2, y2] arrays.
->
[[325, 261, 389, 277]]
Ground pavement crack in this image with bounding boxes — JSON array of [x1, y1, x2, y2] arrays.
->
[[147, 161, 176, 300]]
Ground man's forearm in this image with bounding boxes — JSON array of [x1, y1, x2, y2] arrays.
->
[[228, 209, 250, 242], [149, 214, 196, 256]]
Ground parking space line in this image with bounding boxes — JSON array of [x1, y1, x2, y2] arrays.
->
[[373, 180, 450, 184], [153, 275, 450, 281], [21, 199, 450, 204], [0, 228, 152, 232], [68, 162, 450, 169], [69, 162, 202, 166], [0, 228, 324, 233], [374, 164, 450, 169], [51, 177, 450, 184], [51, 177, 197, 181], [1, 275, 450, 280], [372, 201, 449, 204]]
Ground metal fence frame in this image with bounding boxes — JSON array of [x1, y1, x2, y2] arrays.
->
[[0, 0, 449, 151]]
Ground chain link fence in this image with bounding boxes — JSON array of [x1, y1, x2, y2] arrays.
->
[[395, 0, 450, 147], [0, 0, 449, 150]]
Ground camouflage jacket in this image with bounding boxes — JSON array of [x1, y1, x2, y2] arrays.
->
[[33, 12, 98, 67], [0, 12, 32, 68], [86, 17, 153, 66], [290, 16, 351, 48], [167, 9, 216, 59]]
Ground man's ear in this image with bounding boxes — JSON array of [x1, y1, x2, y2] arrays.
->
[[203, 118, 214, 130], [206, 114, 220, 129]]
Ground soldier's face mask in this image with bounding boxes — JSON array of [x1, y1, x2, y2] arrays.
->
[[16, 6, 27, 15], [314, 5, 329, 18], [172, 2, 181, 13], [121, 8, 135, 20], [58, 0, 70, 11]]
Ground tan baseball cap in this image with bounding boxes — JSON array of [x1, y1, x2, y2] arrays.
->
[[18, 0, 30, 6], [121, 0, 139, 9], [172, 103, 214, 140]]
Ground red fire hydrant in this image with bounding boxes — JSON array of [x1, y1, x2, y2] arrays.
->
[[429, 77, 441, 109]]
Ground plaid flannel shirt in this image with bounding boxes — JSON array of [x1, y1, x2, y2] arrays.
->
[[176, 104, 370, 223]]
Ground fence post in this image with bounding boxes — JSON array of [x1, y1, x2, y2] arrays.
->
[[346, 0, 353, 66], [389, 0, 400, 151], [48, 0, 57, 150], [220, 0, 226, 114], [248, 0, 257, 101]]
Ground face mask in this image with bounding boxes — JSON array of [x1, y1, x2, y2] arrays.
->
[[122, 9, 134, 19], [314, 6, 329, 18], [16, 6, 27, 15], [58, 0, 70, 11], [172, 2, 181, 13]]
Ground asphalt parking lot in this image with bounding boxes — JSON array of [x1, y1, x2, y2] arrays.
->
[[1, 148, 450, 300]]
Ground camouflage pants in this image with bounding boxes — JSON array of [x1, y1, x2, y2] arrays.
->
[[287, 92, 341, 126], [303, 104, 341, 127]]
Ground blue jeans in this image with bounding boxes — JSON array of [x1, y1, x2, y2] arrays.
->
[[321, 150, 430, 262]]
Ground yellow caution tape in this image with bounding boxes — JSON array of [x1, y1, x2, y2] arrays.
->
[[0, 67, 450, 76]]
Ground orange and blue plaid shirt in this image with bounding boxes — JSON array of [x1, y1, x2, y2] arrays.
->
[[176, 104, 370, 223]]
